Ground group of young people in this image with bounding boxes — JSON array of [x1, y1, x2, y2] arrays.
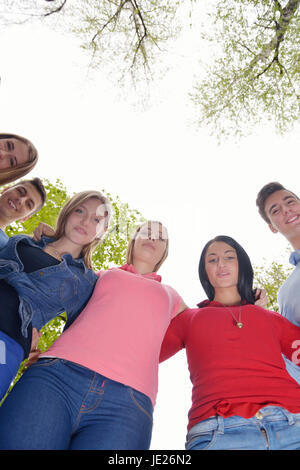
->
[[0, 132, 300, 450]]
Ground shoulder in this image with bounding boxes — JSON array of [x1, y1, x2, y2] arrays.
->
[[245, 304, 283, 322], [3, 234, 33, 246], [174, 307, 198, 322]]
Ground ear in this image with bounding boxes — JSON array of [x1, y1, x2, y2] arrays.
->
[[268, 223, 278, 234]]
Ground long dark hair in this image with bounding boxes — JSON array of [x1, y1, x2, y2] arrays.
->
[[198, 235, 256, 304]]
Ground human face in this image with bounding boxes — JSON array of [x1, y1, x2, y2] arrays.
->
[[0, 182, 42, 223], [205, 241, 239, 290], [0, 138, 29, 169], [265, 190, 300, 244], [63, 197, 108, 248], [133, 222, 168, 271]]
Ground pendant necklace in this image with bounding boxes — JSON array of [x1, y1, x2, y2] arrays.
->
[[45, 244, 63, 261], [222, 303, 243, 329]]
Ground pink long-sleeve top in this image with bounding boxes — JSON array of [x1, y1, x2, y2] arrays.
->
[[43, 264, 182, 407]]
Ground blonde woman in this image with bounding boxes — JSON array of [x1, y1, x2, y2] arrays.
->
[[0, 133, 38, 186], [0, 221, 187, 450], [0, 190, 111, 401]]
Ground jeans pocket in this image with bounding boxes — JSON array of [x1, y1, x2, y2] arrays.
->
[[127, 387, 153, 423], [30, 357, 60, 368], [186, 430, 218, 450]]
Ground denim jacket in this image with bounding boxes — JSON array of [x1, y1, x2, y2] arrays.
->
[[0, 235, 98, 337]]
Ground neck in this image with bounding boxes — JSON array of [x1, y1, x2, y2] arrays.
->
[[213, 287, 241, 306], [0, 214, 9, 232], [48, 236, 83, 259], [132, 260, 155, 275], [290, 236, 300, 251]]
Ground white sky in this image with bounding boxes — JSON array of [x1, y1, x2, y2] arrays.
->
[[0, 12, 299, 449]]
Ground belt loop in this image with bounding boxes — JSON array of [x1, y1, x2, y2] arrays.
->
[[281, 408, 295, 425], [216, 415, 225, 434]]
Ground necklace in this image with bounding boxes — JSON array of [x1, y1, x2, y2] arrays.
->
[[44, 244, 63, 261], [222, 303, 243, 329]]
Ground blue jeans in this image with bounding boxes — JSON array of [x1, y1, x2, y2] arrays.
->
[[0, 358, 153, 450], [186, 406, 300, 450], [0, 331, 24, 401]]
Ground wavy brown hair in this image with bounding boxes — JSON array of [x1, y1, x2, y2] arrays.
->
[[0, 133, 39, 185]]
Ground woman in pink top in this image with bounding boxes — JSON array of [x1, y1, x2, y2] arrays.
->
[[0, 221, 186, 450]]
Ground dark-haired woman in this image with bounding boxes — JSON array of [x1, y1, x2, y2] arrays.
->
[[160, 235, 300, 450]]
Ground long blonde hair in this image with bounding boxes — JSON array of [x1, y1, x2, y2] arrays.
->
[[126, 221, 169, 272], [0, 133, 38, 185], [54, 190, 112, 269]]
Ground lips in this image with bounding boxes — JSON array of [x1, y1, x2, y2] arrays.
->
[[143, 241, 155, 250], [8, 199, 16, 211], [74, 226, 87, 235], [286, 214, 299, 224], [217, 271, 230, 278]]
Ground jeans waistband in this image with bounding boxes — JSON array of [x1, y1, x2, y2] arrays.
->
[[187, 406, 299, 437]]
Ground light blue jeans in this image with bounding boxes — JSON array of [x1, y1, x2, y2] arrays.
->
[[0, 357, 153, 449], [186, 406, 300, 450]]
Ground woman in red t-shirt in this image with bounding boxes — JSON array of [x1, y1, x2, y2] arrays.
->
[[160, 235, 300, 450]]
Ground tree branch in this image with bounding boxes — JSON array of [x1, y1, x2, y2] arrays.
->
[[44, 0, 67, 17], [250, 0, 299, 68]]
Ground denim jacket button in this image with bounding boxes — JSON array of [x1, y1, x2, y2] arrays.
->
[[40, 271, 43, 275]]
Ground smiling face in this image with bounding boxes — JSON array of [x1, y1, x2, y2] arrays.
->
[[264, 190, 300, 247], [63, 197, 108, 248], [0, 138, 30, 170], [132, 222, 168, 272], [205, 241, 239, 291], [0, 182, 43, 224]]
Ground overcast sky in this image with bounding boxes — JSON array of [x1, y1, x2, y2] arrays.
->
[[1, 14, 299, 449]]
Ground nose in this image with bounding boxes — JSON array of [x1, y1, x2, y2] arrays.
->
[[282, 206, 292, 218], [218, 258, 226, 267], [14, 197, 22, 211], [79, 214, 89, 226]]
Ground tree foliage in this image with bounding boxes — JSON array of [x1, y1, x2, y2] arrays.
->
[[2, 178, 145, 396], [192, 0, 300, 138], [1, 0, 299, 137], [253, 255, 293, 312]]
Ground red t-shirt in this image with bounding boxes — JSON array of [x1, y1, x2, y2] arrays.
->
[[160, 301, 300, 431]]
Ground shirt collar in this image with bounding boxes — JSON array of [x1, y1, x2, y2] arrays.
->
[[289, 250, 300, 266], [119, 263, 162, 282], [197, 299, 248, 308]]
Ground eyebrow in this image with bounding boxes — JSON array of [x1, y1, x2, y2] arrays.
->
[[207, 249, 235, 256], [268, 196, 296, 214]]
